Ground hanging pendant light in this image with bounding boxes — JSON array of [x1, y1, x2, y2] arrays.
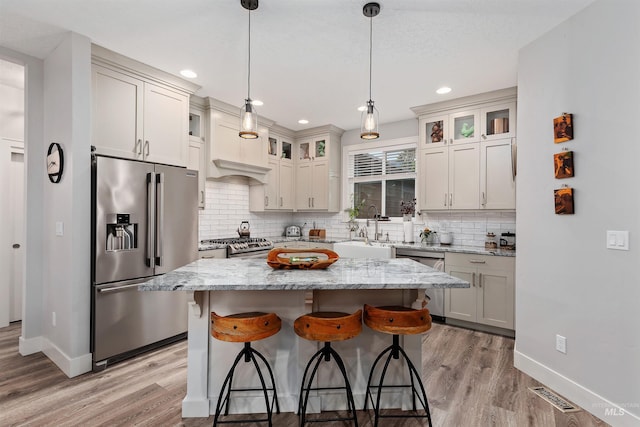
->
[[361, 2, 380, 140], [239, 0, 259, 139]]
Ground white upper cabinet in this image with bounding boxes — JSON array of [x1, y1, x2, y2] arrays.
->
[[480, 101, 516, 142], [294, 126, 343, 212], [449, 109, 481, 144], [412, 87, 517, 211], [480, 137, 516, 209], [91, 46, 198, 167], [250, 131, 294, 211], [188, 100, 207, 209]]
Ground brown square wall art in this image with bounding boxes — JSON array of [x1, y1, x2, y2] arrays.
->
[[554, 151, 574, 178], [554, 187, 574, 215], [554, 113, 574, 143]]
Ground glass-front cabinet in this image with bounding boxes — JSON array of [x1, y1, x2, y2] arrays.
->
[[269, 137, 292, 160], [420, 114, 449, 148], [450, 109, 480, 144], [480, 101, 516, 141], [298, 139, 327, 161]]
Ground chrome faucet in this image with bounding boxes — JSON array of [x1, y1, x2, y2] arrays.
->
[[366, 205, 381, 241]]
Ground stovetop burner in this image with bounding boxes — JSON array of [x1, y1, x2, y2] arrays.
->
[[201, 237, 273, 255]]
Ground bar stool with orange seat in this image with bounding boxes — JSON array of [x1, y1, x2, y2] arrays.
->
[[211, 311, 282, 427], [362, 304, 433, 427], [294, 310, 363, 426]]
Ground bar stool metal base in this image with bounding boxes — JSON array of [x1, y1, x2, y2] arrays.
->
[[364, 335, 433, 427], [298, 342, 358, 426], [213, 342, 280, 427]]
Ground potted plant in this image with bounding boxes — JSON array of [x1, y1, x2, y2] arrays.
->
[[420, 227, 437, 245], [400, 198, 416, 221], [346, 194, 365, 238]]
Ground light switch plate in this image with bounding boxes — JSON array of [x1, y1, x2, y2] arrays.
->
[[55, 221, 64, 236], [606, 230, 629, 250]]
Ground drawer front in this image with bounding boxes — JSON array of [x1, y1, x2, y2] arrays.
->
[[445, 252, 514, 271]]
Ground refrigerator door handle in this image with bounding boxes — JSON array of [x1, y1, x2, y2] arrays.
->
[[155, 172, 165, 266], [97, 283, 142, 294], [146, 172, 156, 267]]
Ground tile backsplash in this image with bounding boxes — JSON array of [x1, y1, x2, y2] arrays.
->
[[199, 179, 515, 247]]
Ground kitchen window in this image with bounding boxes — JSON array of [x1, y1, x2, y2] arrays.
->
[[344, 138, 417, 219]]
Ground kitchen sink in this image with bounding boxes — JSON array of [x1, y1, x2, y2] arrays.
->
[[333, 240, 394, 259]]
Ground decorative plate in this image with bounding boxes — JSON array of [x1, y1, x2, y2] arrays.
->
[[267, 248, 339, 270]]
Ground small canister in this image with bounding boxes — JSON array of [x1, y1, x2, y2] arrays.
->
[[485, 232, 497, 249]]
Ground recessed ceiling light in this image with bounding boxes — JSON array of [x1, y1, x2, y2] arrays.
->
[[357, 105, 367, 112], [180, 69, 197, 79], [251, 99, 263, 106], [436, 86, 452, 95], [298, 119, 309, 124]]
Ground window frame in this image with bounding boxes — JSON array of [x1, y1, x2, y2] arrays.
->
[[342, 136, 418, 223]]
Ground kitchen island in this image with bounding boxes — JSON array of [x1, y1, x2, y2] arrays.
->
[[140, 258, 469, 418]]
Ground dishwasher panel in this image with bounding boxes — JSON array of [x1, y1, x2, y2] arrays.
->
[[395, 249, 446, 319]]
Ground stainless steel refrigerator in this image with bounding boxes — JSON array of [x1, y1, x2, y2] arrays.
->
[[91, 154, 198, 370]]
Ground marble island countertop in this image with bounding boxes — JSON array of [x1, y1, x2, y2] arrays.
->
[[139, 258, 469, 292]]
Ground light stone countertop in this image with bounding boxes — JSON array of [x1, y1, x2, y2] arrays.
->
[[139, 258, 469, 292]]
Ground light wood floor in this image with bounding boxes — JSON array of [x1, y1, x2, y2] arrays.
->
[[0, 321, 608, 427]]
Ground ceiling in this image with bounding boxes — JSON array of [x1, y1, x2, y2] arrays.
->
[[0, 0, 595, 132]]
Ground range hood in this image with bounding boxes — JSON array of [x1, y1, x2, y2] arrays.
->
[[203, 97, 275, 184], [208, 158, 271, 184]]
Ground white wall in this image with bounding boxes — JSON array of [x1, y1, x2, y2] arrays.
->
[[20, 33, 91, 377], [515, 0, 640, 425], [0, 46, 45, 353], [341, 117, 417, 147]]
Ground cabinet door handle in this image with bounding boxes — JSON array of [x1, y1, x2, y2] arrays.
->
[[444, 193, 448, 207], [201, 255, 216, 259], [482, 192, 486, 206], [201, 190, 205, 204], [135, 139, 142, 155], [265, 196, 268, 207], [469, 259, 486, 264], [449, 193, 453, 207], [144, 140, 150, 157], [478, 273, 482, 287], [308, 197, 311, 208], [472, 272, 476, 287], [280, 197, 283, 207], [312, 197, 315, 208], [511, 138, 517, 180]]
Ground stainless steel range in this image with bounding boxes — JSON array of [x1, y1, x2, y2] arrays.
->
[[201, 237, 274, 258]]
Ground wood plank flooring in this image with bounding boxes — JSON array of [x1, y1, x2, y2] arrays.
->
[[0, 321, 608, 426]]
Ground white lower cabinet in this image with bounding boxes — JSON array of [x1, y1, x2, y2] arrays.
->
[[444, 253, 515, 331]]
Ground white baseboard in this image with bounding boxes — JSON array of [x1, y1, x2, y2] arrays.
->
[[514, 349, 640, 427], [19, 335, 43, 355], [41, 338, 92, 378]]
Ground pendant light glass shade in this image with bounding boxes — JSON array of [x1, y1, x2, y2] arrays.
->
[[239, 0, 259, 139], [239, 99, 258, 139], [360, 2, 381, 140], [361, 99, 379, 140]]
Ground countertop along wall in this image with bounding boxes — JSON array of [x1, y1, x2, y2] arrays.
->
[[516, 0, 640, 425]]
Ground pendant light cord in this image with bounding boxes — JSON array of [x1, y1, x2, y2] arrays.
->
[[247, 8, 251, 99], [368, 13, 373, 101]]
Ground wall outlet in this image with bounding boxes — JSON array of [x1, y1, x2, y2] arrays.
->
[[55, 221, 64, 236], [52, 311, 57, 327], [556, 334, 566, 354]]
